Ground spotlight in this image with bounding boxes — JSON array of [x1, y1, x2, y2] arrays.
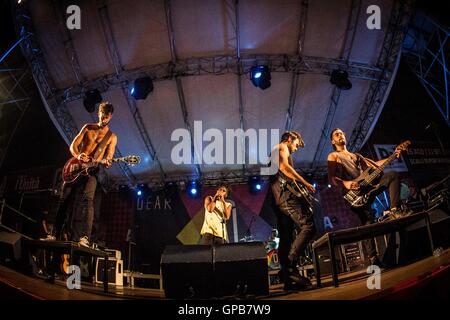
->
[[249, 176, 263, 193], [328, 184, 332, 188], [83, 89, 103, 113], [136, 183, 150, 197], [130, 77, 154, 100], [250, 66, 271, 90], [330, 70, 352, 90], [187, 180, 200, 198]]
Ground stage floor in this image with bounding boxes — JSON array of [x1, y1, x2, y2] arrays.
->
[[1, 247, 449, 300]]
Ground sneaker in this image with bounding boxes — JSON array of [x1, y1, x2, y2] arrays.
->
[[389, 207, 413, 219], [40, 234, 56, 241], [78, 236, 90, 248]]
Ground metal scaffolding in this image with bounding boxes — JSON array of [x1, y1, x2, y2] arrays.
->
[[310, 0, 362, 169], [0, 30, 34, 168], [403, 12, 449, 127], [348, 0, 414, 152]]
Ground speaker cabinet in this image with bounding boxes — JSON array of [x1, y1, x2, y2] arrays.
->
[[95, 258, 123, 286], [0, 231, 21, 262], [161, 242, 268, 299], [160, 245, 213, 299]]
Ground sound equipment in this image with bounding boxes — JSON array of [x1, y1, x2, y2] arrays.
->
[[160, 242, 268, 299], [214, 243, 269, 297], [161, 245, 212, 299], [0, 231, 21, 262], [105, 249, 121, 260], [95, 258, 123, 286], [315, 245, 343, 276]]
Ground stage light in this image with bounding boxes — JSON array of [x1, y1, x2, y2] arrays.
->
[[328, 184, 332, 188], [249, 176, 263, 193], [136, 183, 150, 197], [250, 66, 271, 90], [313, 183, 317, 189], [130, 77, 154, 100], [83, 89, 102, 113], [187, 180, 200, 198], [330, 70, 352, 90]]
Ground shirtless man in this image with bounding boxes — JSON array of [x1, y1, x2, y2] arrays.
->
[[327, 128, 406, 266], [54, 101, 117, 247], [270, 131, 316, 290]]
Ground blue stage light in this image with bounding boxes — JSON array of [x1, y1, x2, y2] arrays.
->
[[249, 176, 263, 193], [250, 66, 271, 90], [187, 180, 200, 198], [130, 77, 153, 100]]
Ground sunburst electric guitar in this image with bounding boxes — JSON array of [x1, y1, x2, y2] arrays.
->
[[62, 155, 140, 183]]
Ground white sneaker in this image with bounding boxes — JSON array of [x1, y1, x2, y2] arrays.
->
[[78, 236, 90, 247], [40, 234, 56, 241]]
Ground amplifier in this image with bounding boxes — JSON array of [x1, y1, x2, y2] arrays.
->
[[105, 249, 121, 260], [95, 258, 123, 286]]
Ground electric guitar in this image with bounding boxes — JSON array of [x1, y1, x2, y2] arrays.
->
[[343, 140, 411, 208], [62, 155, 140, 183], [277, 173, 318, 214]]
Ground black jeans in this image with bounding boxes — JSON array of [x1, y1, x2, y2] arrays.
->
[[54, 175, 97, 241], [200, 233, 226, 245], [350, 171, 401, 259], [275, 194, 315, 269]]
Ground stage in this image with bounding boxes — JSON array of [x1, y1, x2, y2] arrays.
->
[[1, 247, 449, 300]]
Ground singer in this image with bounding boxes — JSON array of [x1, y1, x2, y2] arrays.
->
[[200, 185, 232, 245]]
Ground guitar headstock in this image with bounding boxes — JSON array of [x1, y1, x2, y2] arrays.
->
[[122, 155, 141, 166], [397, 140, 411, 151]]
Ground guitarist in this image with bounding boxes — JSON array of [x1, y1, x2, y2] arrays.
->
[[269, 131, 316, 290], [54, 101, 117, 248], [327, 128, 408, 266]]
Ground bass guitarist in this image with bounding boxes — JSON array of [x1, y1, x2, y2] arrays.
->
[[270, 131, 316, 290], [54, 101, 117, 247], [327, 128, 410, 266]]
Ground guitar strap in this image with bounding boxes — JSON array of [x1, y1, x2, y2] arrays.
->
[[91, 129, 112, 161]]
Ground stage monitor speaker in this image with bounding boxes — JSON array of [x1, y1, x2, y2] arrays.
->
[[0, 231, 21, 262], [214, 242, 268, 297], [160, 242, 268, 299], [161, 245, 213, 299]]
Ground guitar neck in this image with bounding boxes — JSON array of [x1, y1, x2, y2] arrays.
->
[[366, 152, 397, 183]]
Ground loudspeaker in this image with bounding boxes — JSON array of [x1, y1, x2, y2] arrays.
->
[[160, 242, 268, 299], [0, 231, 21, 262], [315, 246, 343, 276], [214, 242, 268, 297], [161, 245, 213, 299], [95, 258, 123, 286]]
